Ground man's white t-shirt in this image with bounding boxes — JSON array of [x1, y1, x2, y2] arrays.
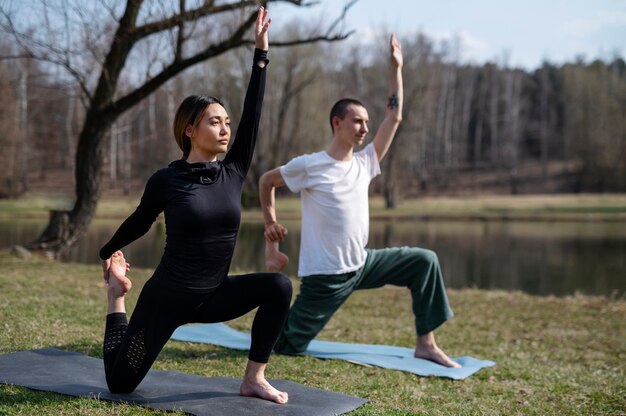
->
[[280, 143, 381, 277]]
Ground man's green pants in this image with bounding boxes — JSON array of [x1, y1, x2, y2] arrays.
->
[[274, 247, 454, 354]]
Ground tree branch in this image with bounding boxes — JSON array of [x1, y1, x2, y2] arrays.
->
[[270, 0, 321, 7], [246, 31, 354, 47], [174, 0, 186, 61], [61, 57, 93, 101], [324, 0, 357, 38], [131, 0, 258, 41], [110, 7, 258, 115], [0, 54, 31, 60], [131, 0, 322, 42], [1, 7, 93, 100]]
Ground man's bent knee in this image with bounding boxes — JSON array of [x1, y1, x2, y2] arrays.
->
[[415, 248, 439, 267], [273, 331, 306, 355]]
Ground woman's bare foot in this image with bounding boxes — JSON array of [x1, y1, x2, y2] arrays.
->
[[240, 360, 288, 404], [240, 376, 288, 404], [107, 250, 132, 297], [265, 241, 289, 273], [415, 332, 461, 368]]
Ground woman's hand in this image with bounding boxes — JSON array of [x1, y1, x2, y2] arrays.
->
[[255, 6, 271, 51]]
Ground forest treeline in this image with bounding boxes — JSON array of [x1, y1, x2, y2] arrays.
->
[[1, 27, 625, 206]]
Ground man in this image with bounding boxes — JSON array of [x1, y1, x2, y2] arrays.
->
[[259, 34, 460, 368]]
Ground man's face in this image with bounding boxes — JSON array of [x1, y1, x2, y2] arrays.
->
[[335, 104, 369, 146]]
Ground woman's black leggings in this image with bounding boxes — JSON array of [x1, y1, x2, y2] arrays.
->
[[103, 272, 292, 394]]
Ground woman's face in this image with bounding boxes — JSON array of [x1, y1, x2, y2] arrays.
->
[[186, 103, 231, 159]]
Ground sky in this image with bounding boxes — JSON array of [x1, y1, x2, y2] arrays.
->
[[268, 0, 626, 70]]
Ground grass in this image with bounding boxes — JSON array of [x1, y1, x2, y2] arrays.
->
[[0, 251, 624, 415]]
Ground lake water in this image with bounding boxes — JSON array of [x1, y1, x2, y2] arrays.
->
[[2, 219, 625, 298]]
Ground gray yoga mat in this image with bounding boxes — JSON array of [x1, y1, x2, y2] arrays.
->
[[0, 348, 367, 415], [172, 323, 495, 380]]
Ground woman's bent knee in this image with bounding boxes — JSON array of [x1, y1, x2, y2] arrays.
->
[[266, 272, 292, 302], [275, 273, 293, 298]]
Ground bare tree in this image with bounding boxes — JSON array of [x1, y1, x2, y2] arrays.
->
[[503, 69, 523, 194], [488, 64, 501, 166], [0, 41, 20, 197], [538, 63, 550, 185], [1, 0, 355, 256], [472, 70, 487, 171], [458, 66, 477, 165]]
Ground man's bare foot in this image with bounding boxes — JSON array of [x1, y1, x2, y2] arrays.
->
[[265, 241, 289, 273], [107, 251, 132, 297], [240, 376, 288, 404], [414, 344, 461, 368], [415, 333, 461, 368]]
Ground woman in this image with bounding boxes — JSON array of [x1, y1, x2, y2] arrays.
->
[[99, 7, 291, 404]]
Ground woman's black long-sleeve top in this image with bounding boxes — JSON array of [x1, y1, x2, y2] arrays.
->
[[99, 49, 268, 293]]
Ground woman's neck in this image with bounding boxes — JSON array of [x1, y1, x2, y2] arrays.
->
[[186, 150, 218, 163]]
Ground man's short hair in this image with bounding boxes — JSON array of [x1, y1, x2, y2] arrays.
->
[[329, 98, 365, 132]]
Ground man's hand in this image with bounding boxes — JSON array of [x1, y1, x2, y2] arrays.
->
[[265, 221, 288, 242], [255, 6, 271, 51], [390, 33, 403, 69]]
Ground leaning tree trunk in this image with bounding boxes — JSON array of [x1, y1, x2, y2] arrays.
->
[[26, 111, 114, 257]]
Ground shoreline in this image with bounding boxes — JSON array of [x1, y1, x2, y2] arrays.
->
[[2, 193, 626, 222]]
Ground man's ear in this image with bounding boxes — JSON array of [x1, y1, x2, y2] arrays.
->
[[332, 116, 341, 130]]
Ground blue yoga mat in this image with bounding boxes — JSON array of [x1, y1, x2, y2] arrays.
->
[[171, 323, 494, 380]]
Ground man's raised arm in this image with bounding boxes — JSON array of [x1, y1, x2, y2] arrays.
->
[[372, 33, 404, 161]]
